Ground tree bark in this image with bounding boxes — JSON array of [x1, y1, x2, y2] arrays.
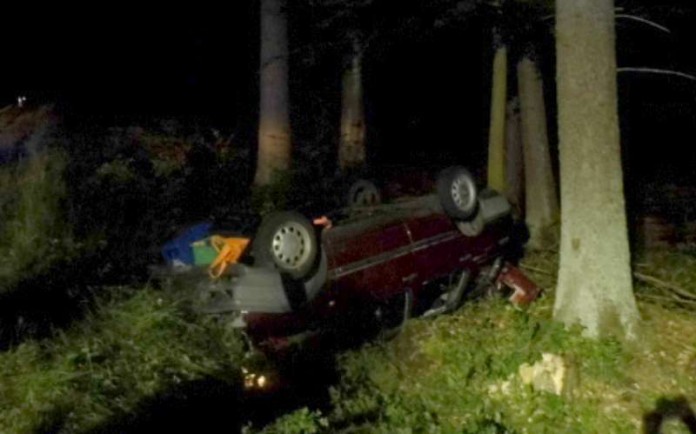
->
[[504, 97, 524, 213], [554, 0, 639, 339], [338, 39, 366, 172], [255, 0, 292, 186], [487, 39, 507, 193], [517, 56, 558, 247]]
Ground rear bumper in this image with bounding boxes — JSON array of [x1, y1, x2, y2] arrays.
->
[[196, 252, 329, 316]]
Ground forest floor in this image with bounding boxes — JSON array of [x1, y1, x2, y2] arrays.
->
[[257, 249, 696, 434]]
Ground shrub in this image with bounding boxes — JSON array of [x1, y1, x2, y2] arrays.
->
[[0, 150, 75, 292]]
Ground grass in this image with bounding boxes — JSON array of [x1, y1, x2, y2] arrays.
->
[[259, 249, 696, 433], [0, 288, 243, 433]]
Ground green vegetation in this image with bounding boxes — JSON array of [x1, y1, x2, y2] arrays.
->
[[0, 289, 243, 433], [4, 113, 696, 434], [0, 150, 75, 291], [0, 123, 247, 433], [259, 250, 696, 433]]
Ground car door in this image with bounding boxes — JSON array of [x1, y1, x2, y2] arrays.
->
[[404, 212, 469, 286], [323, 214, 416, 303]]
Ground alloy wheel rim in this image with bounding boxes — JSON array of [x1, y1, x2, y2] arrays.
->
[[451, 175, 474, 211], [271, 223, 311, 270]]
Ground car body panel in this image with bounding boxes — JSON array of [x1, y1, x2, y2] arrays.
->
[[326, 220, 415, 302]]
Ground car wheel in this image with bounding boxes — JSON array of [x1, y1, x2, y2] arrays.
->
[[436, 166, 478, 220], [253, 211, 319, 279], [455, 210, 485, 237], [347, 179, 381, 208]]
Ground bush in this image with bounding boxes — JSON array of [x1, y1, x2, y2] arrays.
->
[[252, 407, 328, 434], [0, 150, 75, 292], [61, 123, 258, 282]]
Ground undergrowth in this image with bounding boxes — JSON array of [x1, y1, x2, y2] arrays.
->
[[0, 288, 243, 434], [0, 150, 75, 292], [260, 250, 696, 433], [0, 123, 251, 433]]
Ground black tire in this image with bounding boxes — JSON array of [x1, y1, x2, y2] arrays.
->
[[455, 210, 485, 237], [436, 166, 479, 220], [347, 179, 381, 208], [252, 211, 319, 279]]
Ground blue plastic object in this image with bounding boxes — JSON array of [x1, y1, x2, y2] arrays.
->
[[161, 222, 213, 266]]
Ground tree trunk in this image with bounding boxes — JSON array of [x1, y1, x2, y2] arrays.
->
[[338, 39, 366, 172], [554, 0, 639, 339], [517, 56, 558, 247], [504, 97, 524, 213], [487, 39, 507, 193], [255, 0, 292, 186]]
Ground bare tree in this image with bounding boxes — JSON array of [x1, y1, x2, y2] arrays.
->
[[487, 30, 508, 193], [255, 0, 292, 186], [338, 34, 367, 171], [554, 0, 639, 339], [517, 55, 558, 247], [307, 0, 486, 173], [504, 97, 524, 212]]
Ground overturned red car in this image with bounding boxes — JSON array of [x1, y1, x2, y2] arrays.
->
[[197, 167, 540, 353]]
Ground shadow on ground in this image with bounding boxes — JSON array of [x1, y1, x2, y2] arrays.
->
[[87, 378, 244, 434], [79, 349, 338, 433], [644, 396, 696, 434], [0, 256, 106, 351]]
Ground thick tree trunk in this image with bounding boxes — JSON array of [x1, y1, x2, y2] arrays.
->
[[504, 98, 524, 213], [487, 40, 507, 193], [338, 40, 366, 172], [554, 0, 639, 339], [517, 56, 558, 247], [255, 0, 292, 186]]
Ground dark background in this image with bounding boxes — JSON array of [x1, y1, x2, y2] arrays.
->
[[2, 1, 695, 182]]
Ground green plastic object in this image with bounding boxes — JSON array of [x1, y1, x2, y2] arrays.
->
[[191, 238, 218, 266]]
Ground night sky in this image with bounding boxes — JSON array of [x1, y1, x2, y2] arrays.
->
[[2, 1, 696, 180], [2, 5, 256, 117]]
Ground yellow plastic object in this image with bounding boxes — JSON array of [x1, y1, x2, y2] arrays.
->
[[208, 235, 251, 278]]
